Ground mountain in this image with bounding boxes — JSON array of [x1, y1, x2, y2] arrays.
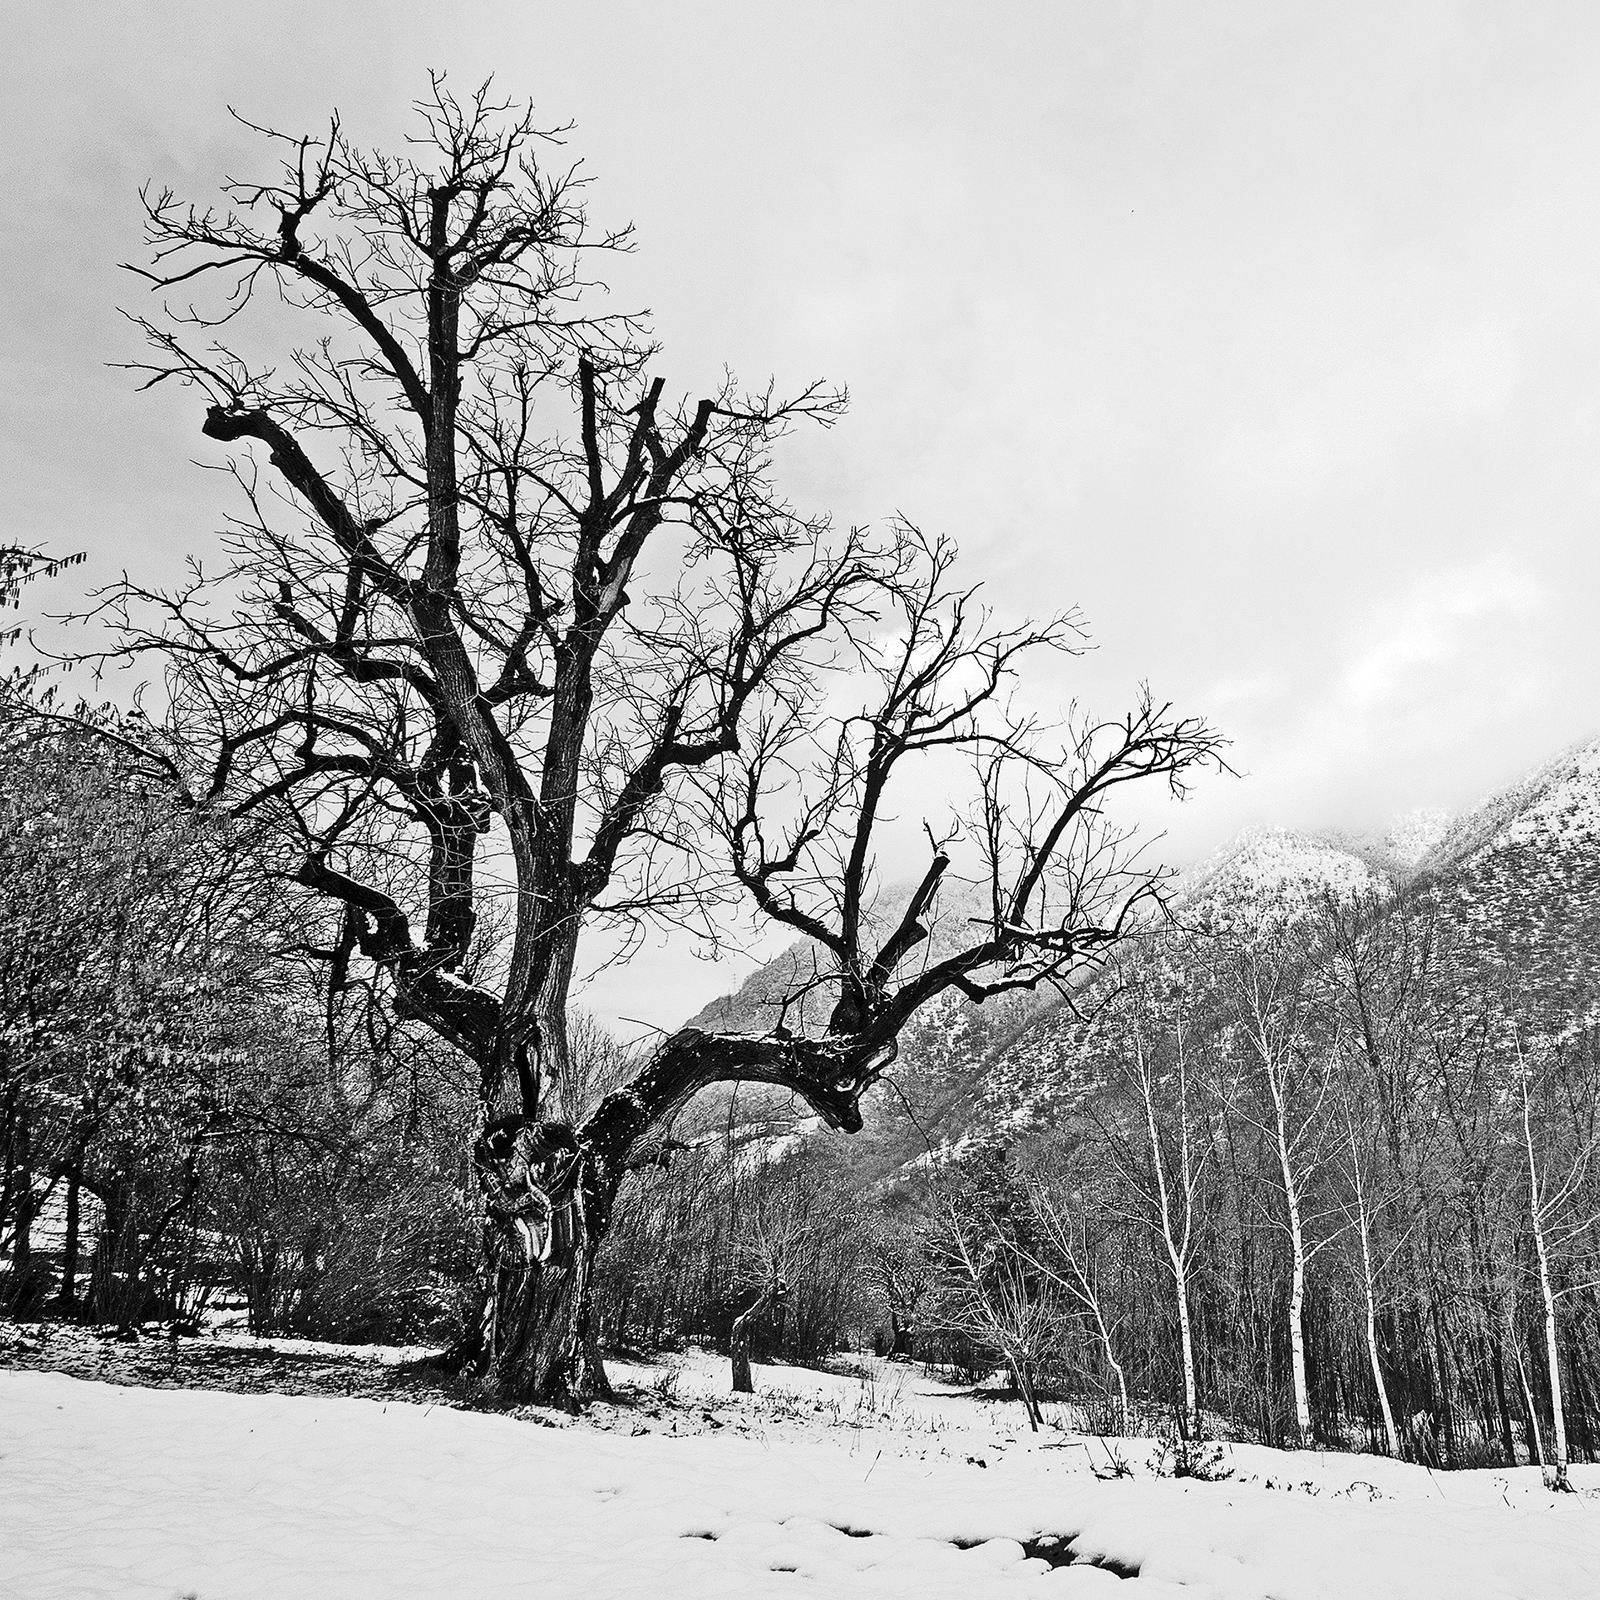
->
[[676, 733, 1600, 1177], [1412, 737, 1600, 1011], [1175, 825, 1393, 924], [1319, 809, 1451, 881]]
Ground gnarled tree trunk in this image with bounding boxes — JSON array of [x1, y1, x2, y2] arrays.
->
[[731, 1274, 786, 1394], [472, 1027, 885, 1405], [487, 1216, 612, 1406]]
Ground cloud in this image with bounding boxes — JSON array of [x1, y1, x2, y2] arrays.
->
[[1338, 556, 1544, 711]]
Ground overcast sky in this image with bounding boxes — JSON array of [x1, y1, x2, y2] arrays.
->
[[5, 4, 1599, 1028]]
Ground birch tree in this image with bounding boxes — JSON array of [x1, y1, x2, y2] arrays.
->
[[1091, 996, 1207, 1438], [1515, 1032, 1600, 1490], [1020, 1171, 1132, 1435], [1335, 1088, 1408, 1456], [1210, 927, 1346, 1442]]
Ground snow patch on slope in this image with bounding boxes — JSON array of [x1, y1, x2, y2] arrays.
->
[[1419, 734, 1600, 876], [1176, 826, 1391, 927]]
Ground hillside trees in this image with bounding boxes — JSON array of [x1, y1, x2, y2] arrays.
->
[[0, 719, 302, 1325], [977, 851, 1600, 1460], [88, 80, 1219, 1404], [1515, 1027, 1600, 1490], [1085, 985, 1209, 1439], [1203, 921, 1347, 1441]]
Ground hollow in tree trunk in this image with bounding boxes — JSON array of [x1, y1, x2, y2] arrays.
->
[[475, 1115, 617, 1408]]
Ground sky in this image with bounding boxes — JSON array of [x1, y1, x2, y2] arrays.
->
[[5, 3, 1600, 1029]]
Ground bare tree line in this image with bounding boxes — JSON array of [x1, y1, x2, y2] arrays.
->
[[3, 716, 1597, 1494], [905, 886, 1600, 1486]]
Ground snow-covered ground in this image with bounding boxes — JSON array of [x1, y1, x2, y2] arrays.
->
[[5, 1347, 1600, 1599]]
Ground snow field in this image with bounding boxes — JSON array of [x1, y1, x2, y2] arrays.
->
[[4, 1363, 1600, 1599]]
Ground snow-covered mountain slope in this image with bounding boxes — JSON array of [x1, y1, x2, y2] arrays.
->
[[678, 733, 1600, 1175], [1174, 825, 1394, 929], [1316, 808, 1451, 881], [1419, 737, 1600, 880], [972, 824, 1398, 1139], [1410, 735, 1600, 1013]]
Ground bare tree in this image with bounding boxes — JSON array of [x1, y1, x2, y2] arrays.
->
[[1019, 1171, 1132, 1436], [728, 1209, 805, 1394], [1515, 1031, 1600, 1490], [931, 1185, 1060, 1431], [1208, 926, 1347, 1441], [1334, 1086, 1408, 1456], [1090, 993, 1207, 1439], [865, 1212, 940, 1359], [75, 81, 1219, 1404]]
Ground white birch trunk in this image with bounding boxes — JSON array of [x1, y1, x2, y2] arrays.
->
[[1273, 1089, 1313, 1439], [1140, 1042, 1201, 1439], [1511, 1321, 1545, 1468], [1174, 1265, 1199, 1438], [1285, 1184, 1312, 1438], [1346, 1123, 1398, 1455], [1093, 1299, 1133, 1438], [1022, 1181, 1132, 1439], [1522, 1066, 1569, 1489], [1532, 1214, 1569, 1488], [1363, 1280, 1401, 1459]]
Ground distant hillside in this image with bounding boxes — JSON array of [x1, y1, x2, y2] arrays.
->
[[1318, 809, 1451, 881], [676, 733, 1600, 1180], [1175, 825, 1393, 925], [1413, 737, 1600, 1008]]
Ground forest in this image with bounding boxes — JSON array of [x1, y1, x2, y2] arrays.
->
[[4, 693, 1599, 1490]]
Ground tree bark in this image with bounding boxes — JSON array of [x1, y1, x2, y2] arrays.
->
[[1363, 1282, 1399, 1456], [1512, 1316, 1545, 1468], [55, 1166, 80, 1310], [486, 1219, 613, 1407], [1084, 1289, 1131, 1436], [731, 1275, 785, 1395], [1534, 1219, 1570, 1489], [1522, 1071, 1571, 1490], [1273, 1100, 1313, 1441], [1174, 1268, 1200, 1439]]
